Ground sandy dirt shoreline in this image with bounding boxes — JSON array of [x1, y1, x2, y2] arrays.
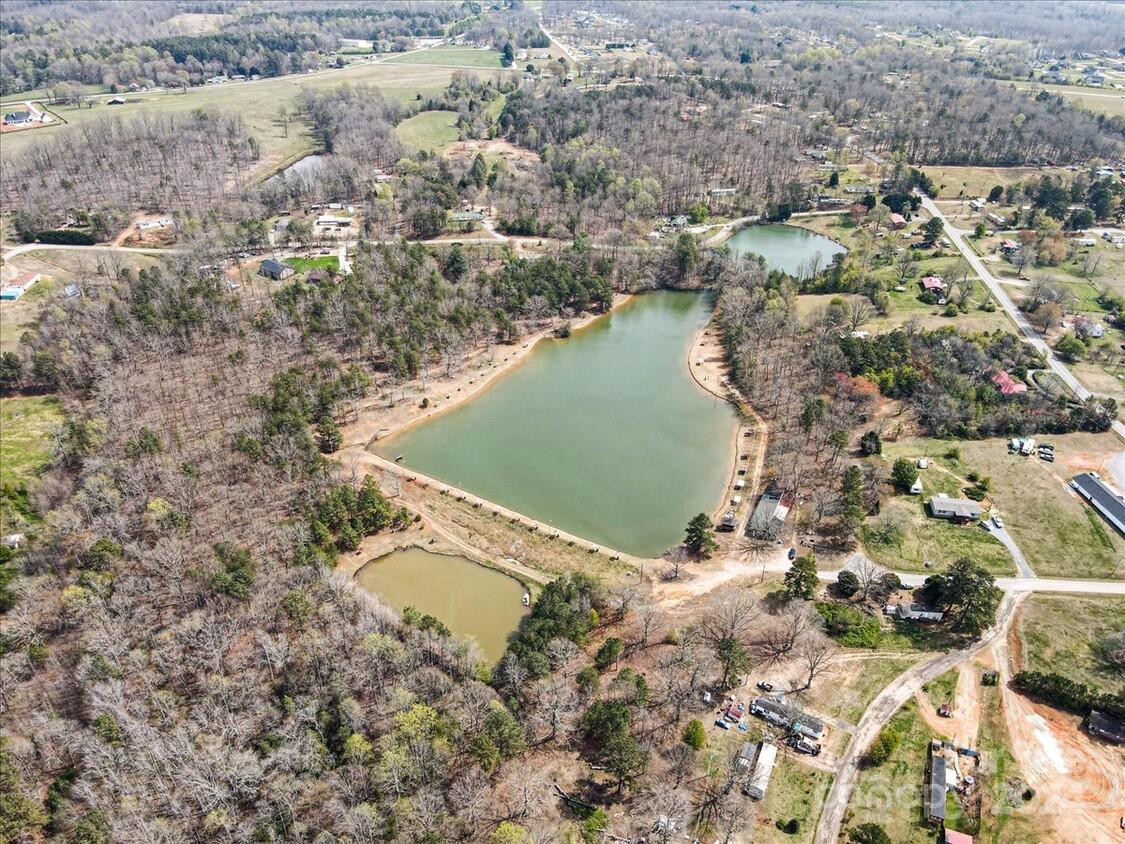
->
[[339, 293, 630, 450]]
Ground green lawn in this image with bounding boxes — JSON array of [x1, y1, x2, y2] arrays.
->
[[921, 668, 958, 708], [1017, 594, 1125, 694], [394, 109, 460, 152], [0, 396, 64, 532], [284, 256, 339, 272], [385, 46, 504, 68]]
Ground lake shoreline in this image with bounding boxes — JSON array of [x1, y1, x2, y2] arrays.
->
[[685, 315, 749, 525], [338, 293, 631, 451]]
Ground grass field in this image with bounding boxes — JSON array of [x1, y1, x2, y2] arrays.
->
[[865, 449, 1015, 576], [385, 46, 504, 68], [1016, 594, 1125, 694], [920, 165, 1073, 199], [395, 109, 461, 152], [0, 61, 505, 178], [882, 434, 1125, 580], [1008, 81, 1125, 118], [806, 654, 923, 724], [0, 396, 63, 532]]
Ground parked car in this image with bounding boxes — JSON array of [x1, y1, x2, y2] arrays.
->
[[1040, 452, 1055, 462], [757, 681, 774, 692], [992, 515, 1004, 529], [787, 735, 822, 755], [938, 703, 952, 718], [787, 547, 797, 560], [714, 718, 731, 730]]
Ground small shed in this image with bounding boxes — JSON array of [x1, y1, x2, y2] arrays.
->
[[889, 213, 907, 229]]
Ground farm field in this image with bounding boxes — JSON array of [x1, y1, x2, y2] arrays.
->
[[1016, 594, 1125, 693], [0, 61, 505, 177], [0, 396, 63, 533], [1008, 80, 1125, 118], [384, 45, 505, 68], [882, 434, 1125, 580], [395, 109, 461, 152], [920, 165, 1073, 199]]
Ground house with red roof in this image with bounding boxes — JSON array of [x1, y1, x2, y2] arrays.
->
[[944, 830, 974, 844], [890, 212, 907, 229], [991, 371, 1027, 396], [921, 276, 945, 292]]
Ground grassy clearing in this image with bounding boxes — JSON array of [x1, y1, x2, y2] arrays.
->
[[881, 435, 1125, 580], [395, 109, 461, 152], [0, 396, 63, 532], [0, 62, 499, 177], [864, 452, 1014, 576], [806, 654, 922, 724], [921, 668, 958, 708], [844, 700, 937, 843], [284, 256, 339, 273], [920, 166, 1072, 199], [385, 46, 504, 68], [1017, 594, 1125, 694], [755, 759, 833, 843], [1008, 81, 1125, 118]]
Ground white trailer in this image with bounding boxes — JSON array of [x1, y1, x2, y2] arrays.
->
[[1020, 438, 1036, 456], [744, 741, 777, 800]]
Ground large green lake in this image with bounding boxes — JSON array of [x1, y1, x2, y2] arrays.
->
[[727, 223, 846, 277], [373, 292, 739, 557]]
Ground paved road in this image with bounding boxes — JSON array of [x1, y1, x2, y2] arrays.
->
[[1, 243, 183, 262], [919, 195, 1125, 441], [821, 563, 1125, 595], [813, 590, 1026, 844], [984, 521, 1035, 578]]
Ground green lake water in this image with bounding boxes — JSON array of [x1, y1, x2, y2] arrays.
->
[[354, 547, 527, 660], [372, 291, 739, 557], [726, 223, 847, 276]]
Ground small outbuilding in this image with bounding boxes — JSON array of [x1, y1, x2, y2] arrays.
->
[[889, 212, 907, 229]]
